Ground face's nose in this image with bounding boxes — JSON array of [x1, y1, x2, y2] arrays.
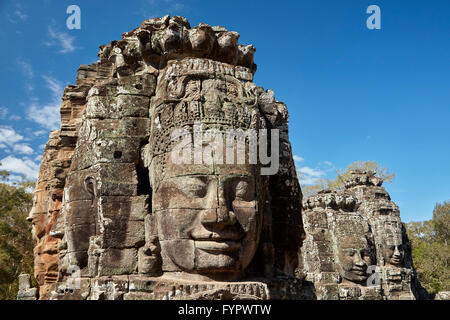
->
[[353, 251, 365, 267], [393, 246, 402, 257], [200, 180, 236, 227], [217, 181, 237, 225], [26, 209, 35, 223]]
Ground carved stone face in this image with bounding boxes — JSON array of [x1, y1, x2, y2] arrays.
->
[[379, 220, 404, 267], [383, 241, 404, 267], [152, 158, 263, 279], [336, 236, 373, 283], [28, 189, 49, 241]]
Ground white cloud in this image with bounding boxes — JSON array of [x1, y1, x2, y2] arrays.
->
[[297, 166, 327, 185], [15, 9, 28, 22], [4, 174, 24, 184], [0, 106, 8, 119], [13, 144, 34, 155], [8, 114, 22, 121], [292, 154, 327, 185], [0, 155, 40, 180], [46, 26, 77, 53], [17, 59, 33, 79], [298, 166, 325, 178], [42, 75, 63, 96], [299, 176, 323, 186], [295, 158, 336, 186], [16, 59, 35, 95], [164, 0, 185, 11], [28, 101, 61, 130], [0, 126, 35, 155], [0, 126, 24, 145], [33, 130, 47, 136], [296, 161, 331, 186], [298, 172, 325, 186], [25, 83, 34, 93], [318, 161, 336, 173], [293, 155, 304, 163], [27, 76, 63, 130], [142, 0, 187, 18], [7, 5, 28, 24]]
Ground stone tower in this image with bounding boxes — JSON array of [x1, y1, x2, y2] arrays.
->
[[299, 170, 424, 300], [26, 15, 304, 300]]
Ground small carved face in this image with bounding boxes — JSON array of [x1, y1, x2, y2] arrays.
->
[[153, 160, 263, 279], [337, 237, 373, 283], [383, 242, 404, 267], [28, 212, 47, 240], [27, 190, 49, 240]]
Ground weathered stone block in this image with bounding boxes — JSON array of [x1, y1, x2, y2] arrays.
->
[[98, 248, 137, 276], [123, 292, 155, 300], [102, 220, 145, 249], [99, 196, 149, 221], [86, 94, 150, 119], [66, 223, 96, 253], [65, 200, 97, 227]]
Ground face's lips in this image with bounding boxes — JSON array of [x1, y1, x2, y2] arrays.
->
[[351, 266, 367, 275], [191, 229, 244, 242], [194, 240, 241, 252]]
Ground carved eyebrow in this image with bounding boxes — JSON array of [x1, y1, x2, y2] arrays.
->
[[342, 247, 369, 253], [175, 175, 209, 183], [172, 173, 212, 179], [221, 174, 253, 181]]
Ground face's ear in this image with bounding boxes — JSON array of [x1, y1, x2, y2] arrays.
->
[[141, 140, 158, 193], [148, 156, 160, 192], [83, 177, 96, 205]]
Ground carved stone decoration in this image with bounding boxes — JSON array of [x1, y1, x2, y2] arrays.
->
[[299, 170, 428, 300], [17, 274, 37, 300], [24, 16, 304, 300]]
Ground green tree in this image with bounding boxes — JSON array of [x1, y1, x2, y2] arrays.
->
[[0, 164, 35, 300], [302, 160, 394, 197], [432, 201, 450, 246], [406, 201, 450, 294]]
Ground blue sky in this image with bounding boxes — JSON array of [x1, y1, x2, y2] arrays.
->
[[0, 0, 449, 222]]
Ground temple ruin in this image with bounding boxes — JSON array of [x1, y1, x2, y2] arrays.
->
[[21, 15, 429, 300]]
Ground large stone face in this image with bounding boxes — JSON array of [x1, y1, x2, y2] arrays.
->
[[25, 15, 304, 300]]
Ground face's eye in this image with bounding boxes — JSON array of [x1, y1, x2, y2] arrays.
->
[[345, 251, 355, 257], [179, 177, 208, 198]]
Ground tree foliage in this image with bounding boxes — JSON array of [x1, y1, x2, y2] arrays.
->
[[302, 160, 395, 198], [406, 201, 450, 294], [0, 164, 35, 300]]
